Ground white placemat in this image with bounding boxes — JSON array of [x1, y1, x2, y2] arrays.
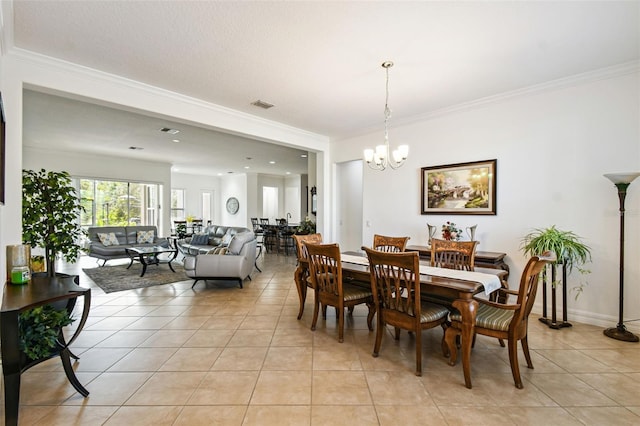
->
[[340, 253, 501, 296]]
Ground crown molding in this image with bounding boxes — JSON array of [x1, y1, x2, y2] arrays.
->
[[335, 60, 640, 142], [7, 47, 329, 147]]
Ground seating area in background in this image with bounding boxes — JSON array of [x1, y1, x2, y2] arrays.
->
[[176, 224, 252, 255], [182, 230, 257, 288], [86, 226, 168, 265]]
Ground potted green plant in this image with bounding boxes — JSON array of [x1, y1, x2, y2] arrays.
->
[[18, 305, 74, 361], [22, 169, 86, 277], [521, 225, 591, 328], [521, 225, 591, 277]]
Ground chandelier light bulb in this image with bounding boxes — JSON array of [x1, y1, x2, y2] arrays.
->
[[363, 60, 409, 171]]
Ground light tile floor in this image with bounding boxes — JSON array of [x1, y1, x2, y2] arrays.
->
[[3, 253, 640, 425]]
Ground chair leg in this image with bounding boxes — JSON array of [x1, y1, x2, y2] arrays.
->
[[415, 328, 422, 376], [311, 292, 320, 331], [394, 327, 401, 340], [521, 336, 534, 369], [373, 315, 384, 357], [297, 283, 308, 320], [444, 326, 459, 366], [338, 304, 345, 343], [508, 338, 523, 389], [366, 302, 375, 331], [440, 323, 450, 357], [191, 279, 200, 289]]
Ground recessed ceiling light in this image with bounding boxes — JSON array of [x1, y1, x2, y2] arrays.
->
[[251, 100, 274, 109], [172, 139, 180, 143], [159, 127, 180, 135], [301, 154, 308, 158], [244, 166, 250, 169], [128, 146, 144, 150], [217, 173, 223, 176], [269, 161, 276, 164], [286, 172, 291, 175]]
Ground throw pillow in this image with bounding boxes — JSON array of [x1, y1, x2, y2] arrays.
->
[[136, 230, 155, 244], [206, 247, 228, 255], [190, 233, 209, 245], [220, 229, 235, 246], [97, 232, 119, 247]]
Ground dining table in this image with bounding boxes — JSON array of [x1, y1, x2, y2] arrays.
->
[[294, 250, 504, 389]]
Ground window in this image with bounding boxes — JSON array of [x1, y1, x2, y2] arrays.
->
[[77, 178, 161, 228], [171, 188, 185, 220]]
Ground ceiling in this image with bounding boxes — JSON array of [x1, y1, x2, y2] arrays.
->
[[10, 1, 640, 176]]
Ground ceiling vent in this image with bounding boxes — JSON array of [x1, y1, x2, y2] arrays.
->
[[128, 146, 144, 150], [251, 100, 274, 109], [159, 127, 180, 134]]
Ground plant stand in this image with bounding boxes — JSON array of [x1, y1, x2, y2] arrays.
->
[[539, 263, 572, 329]]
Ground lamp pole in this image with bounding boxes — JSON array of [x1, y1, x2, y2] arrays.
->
[[603, 173, 640, 342]]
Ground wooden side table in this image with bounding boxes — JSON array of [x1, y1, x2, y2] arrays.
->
[[1, 275, 91, 426], [406, 244, 510, 282]]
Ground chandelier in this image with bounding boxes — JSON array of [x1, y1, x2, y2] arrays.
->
[[363, 61, 409, 170]]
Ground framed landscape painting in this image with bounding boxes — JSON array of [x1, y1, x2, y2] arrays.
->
[[421, 159, 496, 215]]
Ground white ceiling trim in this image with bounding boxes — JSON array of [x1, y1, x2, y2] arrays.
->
[[334, 60, 640, 142], [9, 46, 330, 150]]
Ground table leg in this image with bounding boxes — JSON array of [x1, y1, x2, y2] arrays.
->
[[138, 254, 148, 277], [60, 349, 89, 397], [1, 311, 20, 426], [452, 298, 478, 389]]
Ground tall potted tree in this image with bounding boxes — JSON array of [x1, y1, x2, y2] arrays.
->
[[22, 169, 85, 277]]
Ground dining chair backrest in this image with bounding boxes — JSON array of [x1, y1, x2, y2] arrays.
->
[[277, 218, 287, 227], [305, 243, 342, 298], [365, 247, 421, 319], [293, 233, 323, 262], [514, 251, 556, 327], [372, 234, 410, 253], [260, 218, 270, 226], [430, 238, 478, 271], [251, 217, 260, 230]]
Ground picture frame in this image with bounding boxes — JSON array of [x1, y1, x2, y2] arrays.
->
[[421, 159, 496, 215]]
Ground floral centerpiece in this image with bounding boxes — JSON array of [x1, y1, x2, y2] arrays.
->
[[441, 221, 462, 241]]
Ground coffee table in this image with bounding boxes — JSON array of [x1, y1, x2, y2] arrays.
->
[[124, 246, 178, 277]]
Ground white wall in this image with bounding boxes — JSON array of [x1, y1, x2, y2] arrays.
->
[[332, 67, 640, 331], [171, 172, 220, 224], [220, 173, 247, 227]]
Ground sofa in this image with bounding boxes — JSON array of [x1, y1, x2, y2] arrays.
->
[[183, 230, 257, 288], [177, 224, 252, 255], [87, 226, 168, 265]]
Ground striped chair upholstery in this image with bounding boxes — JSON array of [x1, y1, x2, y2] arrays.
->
[[444, 251, 556, 389]]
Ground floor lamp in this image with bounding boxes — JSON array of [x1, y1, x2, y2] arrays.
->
[[603, 172, 640, 342]]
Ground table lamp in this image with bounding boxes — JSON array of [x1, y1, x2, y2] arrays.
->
[[603, 172, 640, 342]]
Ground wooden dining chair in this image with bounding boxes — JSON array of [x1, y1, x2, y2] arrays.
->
[[430, 238, 478, 270], [305, 242, 374, 343], [372, 234, 410, 252], [364, 247, 450, 376], [444, 251, 556, 389], [292, 233, 323, 319]]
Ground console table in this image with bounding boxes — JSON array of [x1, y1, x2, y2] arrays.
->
[[406, 245, 510, 281], [1, 275, 91, 426]]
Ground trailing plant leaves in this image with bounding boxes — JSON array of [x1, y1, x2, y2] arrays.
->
[[520, 225, 591, 272], [18, 305, 75, 360]]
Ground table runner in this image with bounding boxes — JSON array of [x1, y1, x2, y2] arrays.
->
[[340, 253, 501, 296]]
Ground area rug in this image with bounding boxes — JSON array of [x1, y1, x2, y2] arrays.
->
[[82, 263, 187, 293]]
